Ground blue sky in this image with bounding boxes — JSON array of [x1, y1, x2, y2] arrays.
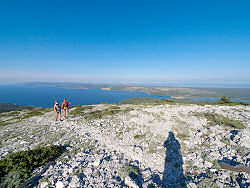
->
[[0, 0, 250, 86]]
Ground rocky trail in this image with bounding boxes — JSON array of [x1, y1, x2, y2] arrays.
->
[[0, 103, 249, 187]]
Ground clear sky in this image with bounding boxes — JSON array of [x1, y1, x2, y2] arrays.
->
[[0, 0, 250, 87]]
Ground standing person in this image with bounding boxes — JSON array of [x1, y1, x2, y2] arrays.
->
[[62, 98, 71, 119], [54, 100, 62, 121]]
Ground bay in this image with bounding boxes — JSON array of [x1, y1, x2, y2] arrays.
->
[[0, 85, 170, 108]]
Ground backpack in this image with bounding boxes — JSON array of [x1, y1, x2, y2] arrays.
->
[[55, 103, 61, 111], [64, 102, 69, 107]]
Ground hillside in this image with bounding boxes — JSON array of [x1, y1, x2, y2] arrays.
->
[[0, 103, 249, 187], [0, 103, 34, 113], [110, 86, 250, 100]]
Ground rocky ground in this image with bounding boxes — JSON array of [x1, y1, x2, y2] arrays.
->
[[0, 103, 249, 187]]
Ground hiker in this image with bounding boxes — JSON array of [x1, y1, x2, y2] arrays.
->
[[54, 100, 62, 121], [61, 98, 71, 119]]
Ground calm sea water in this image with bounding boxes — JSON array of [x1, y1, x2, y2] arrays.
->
[[0, 85, 249, 108], [0, 85, 170, 108]]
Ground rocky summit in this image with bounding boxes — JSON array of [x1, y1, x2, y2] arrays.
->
[[0, 103, 249, 187]]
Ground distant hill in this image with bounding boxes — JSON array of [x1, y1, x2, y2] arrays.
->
[[110, 86, 250, 100], [0, 103, 34, 113]]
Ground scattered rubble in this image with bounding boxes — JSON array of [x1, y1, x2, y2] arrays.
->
[[0, 103, 249, 187]]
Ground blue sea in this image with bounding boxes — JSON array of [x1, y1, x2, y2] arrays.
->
[[0, 85, 170, 108], [0, 85, 249, 108]]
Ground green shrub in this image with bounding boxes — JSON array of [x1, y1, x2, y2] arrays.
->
[[159, 99, 175, 104], [152, 99, 176, 105], [120, 97, 158, 104], [176, 133, 189, 140], [220, 96, 231, 103], [147, 142, 159, 154], [6, 111, 21, 117], [109, 105, 120, 110], [197, 113, 246, 129], [84, 106, 94, 110], [118, 164, 140, 180], [0, 120, 12, 127], [70, 105, 94, 116], [134, 134, 146, 140], [216, 97, 250, 106], [37, 108, 51, 112], [0, 145, 65, 185], [103, 109, 121, 116], [84, 110, 103, 120], [231, 145, 250, 157], [84, 106, 132, 120], [198, 180, 219, 188], [21, 110, 44, 119], [0, 109, 49, 125], [123, 107, 134, 113], [1, 171, 23, 188], [70, 107, 83, 116]]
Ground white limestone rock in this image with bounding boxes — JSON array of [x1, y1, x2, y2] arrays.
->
[[124, 176, 139, 188], [55, 181, 64, 188]]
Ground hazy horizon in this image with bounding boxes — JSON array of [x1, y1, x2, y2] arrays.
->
[[1, 81, 250, 89], [1, 1, 250, 86]]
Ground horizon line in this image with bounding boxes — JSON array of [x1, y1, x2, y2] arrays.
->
[[1, 81, 250, 89]]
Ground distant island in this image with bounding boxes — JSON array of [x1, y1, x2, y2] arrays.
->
[[19, 82, 250, 100], [0, 103, 34, 113]]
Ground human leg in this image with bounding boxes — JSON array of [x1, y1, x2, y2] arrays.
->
[[66, 108, 69, 119], [59, 111, 62, 120], [64, 108, 66, 118], [55, 112, 58, 121]]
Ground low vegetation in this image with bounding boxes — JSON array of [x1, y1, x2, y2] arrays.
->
[[216, 96, 250, 106], [84, 108, 120, 120], [121, 97, 176, 105], [0, 145, 65, 187], [154, 99, 176, 105], [84, 110, 103, 120], [6, 111, 21, 117], [121, 96, 250, 106], [70, 105, 94, 116], [0, 120, 12, 127], [20, 110, 44, 119], [0, 108, 52, 127], [196, 113, 246, 129], [134, 134, 146, 140], [118, 164, 140, 180], [121, 97, 159, 104], [84, 106, 133, 121]]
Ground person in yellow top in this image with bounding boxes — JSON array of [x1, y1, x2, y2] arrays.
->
[[61, 98, 71, 119]]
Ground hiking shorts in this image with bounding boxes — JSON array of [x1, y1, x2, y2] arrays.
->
[[55, 110, 61, 114]]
